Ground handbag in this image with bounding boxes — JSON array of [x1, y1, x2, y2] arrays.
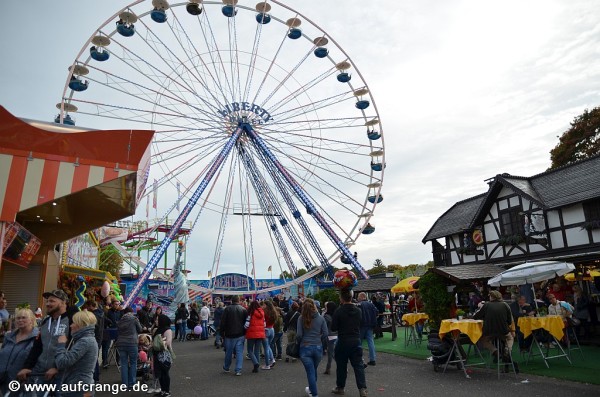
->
[[286, 340, 300, 358]]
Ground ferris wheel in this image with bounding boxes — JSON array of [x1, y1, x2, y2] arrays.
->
[[56, 0, 385, 301]]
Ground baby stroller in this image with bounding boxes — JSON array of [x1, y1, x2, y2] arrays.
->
[[427, 332, 460, 372], [137, 333, 152, 381], [186, 319, 201, 340]]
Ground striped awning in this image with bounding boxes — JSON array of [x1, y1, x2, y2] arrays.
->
[[0, 106, 153, 249]]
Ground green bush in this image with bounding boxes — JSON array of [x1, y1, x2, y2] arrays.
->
[[314, 287, 340, 308], [418, 272, 453, 330]]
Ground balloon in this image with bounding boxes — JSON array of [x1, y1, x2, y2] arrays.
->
[[333, 269, 358, 290], [101, 281, 110, 298], [74, 281, 87, 310], [138, 351, 147, 362], [194, 325, 202, 335]]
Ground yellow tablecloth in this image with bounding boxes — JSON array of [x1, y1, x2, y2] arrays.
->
[[401, 313, 429, 326], [439, 319, 483, 343], [517, 315, 564, 341]]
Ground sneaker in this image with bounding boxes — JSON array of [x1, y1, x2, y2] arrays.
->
[[270, 359, 276, 367], [276, 355, 282, 361], [367, 361, 376, 366], [359, 388, 368, 397], [102, 364, 109, 369], [305, 386, 313, 396], [147, 388, 159, 394], [162, 393, 171, 397], [223, 367, 230, 373], [235, 371, 242, 376], [246, 354, 252, 360], [261, 365, 271, 370], [331, 387, 345, 395]]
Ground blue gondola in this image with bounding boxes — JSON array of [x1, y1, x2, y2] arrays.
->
[[371, 162, 383, 172], [337, 72, 351, 83], [90, 46, 109, 62], [222, 5, 237, 17], [314, 47, 328, 58], [368, 194, 383, 204], [54, 114, 75, 126], [186, 3, 203, 15], [151, 8, 167, 23], [256, 13, 271, 24], [356, 100, 370, 110], [367, 130, 381, 140], [288, 28, 302, 39], [340, 255, 352, 264], [69, 77, 88, 92], [362, 224, 375, 234], [116, 21, 135, 37]]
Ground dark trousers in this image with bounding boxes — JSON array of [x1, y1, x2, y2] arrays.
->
[[154, 355, 171, 393], [334, 339, 367, 390]]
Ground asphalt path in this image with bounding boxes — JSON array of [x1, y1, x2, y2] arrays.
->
[[97, 338, 600, 397]]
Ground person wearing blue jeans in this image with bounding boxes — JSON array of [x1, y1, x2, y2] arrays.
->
[[219, 296, 247, 375], [297, 298, 328, 397], [115, 307, 142, 389], [358, 292, 378, 366]]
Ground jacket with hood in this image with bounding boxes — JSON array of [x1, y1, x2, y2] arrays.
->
[[55, 325, 98, 389], [116, 312, 142, 348], [23, 314, 70, 374], [245, 308, 266, 339], [0, 327, 39, 384]]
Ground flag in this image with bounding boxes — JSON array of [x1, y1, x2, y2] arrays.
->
[[152, 179, 157, 209], [267, 265, 272, 272], [176, 181, 180, 211]]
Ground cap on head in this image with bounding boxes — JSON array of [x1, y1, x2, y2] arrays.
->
[[42, 289, 68, 302]]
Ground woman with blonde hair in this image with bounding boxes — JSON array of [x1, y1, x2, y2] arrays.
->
[[297, 298, 328, 397], [56, 310, 99, 397], [0, 308, 38, 395]]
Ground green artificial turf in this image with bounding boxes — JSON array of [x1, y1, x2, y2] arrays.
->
[[370, 327, 600, 385]]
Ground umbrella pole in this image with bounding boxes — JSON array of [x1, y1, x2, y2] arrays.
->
[[530, 284, 539, 311]]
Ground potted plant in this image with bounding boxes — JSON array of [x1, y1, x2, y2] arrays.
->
[[456, 309, 465, 320]]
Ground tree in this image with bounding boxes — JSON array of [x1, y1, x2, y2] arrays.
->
[[550, 106, 600, 169], [313, 287, 340, 308], [367, 258, 386, 276], [98, 245, 123, 277], [417, 272, 453, 330]]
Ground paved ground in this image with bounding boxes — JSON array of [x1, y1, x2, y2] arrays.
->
[[97, 338, 600, 397]]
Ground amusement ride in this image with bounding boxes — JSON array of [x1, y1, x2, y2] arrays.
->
[[55, 0, 386, 305]]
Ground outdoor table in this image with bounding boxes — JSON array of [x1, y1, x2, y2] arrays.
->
[[438, 319, 486, 378], [378, 311, 397, 341], [518, 315, 571, 368], [401, 313, 428, 347]]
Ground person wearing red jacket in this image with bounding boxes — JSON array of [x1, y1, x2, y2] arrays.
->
[[245, 301, 270, 372]]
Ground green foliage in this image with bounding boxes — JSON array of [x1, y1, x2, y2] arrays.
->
[[99, 246, 123, 277], [418, 272, 452, 330], [313, 287, 340, 308], [367, 258, 386, 276], [550, 106, 600, 169]]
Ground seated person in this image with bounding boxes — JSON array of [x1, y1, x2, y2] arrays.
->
[[509, 296, 534, 352], [473, 291, 516, 368], [547, 293, 574, 344]]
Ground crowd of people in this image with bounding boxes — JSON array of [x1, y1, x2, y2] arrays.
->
[[0, 288, 385, 397]]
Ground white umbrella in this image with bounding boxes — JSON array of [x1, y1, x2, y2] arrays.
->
[[488, 260, 575, 309]]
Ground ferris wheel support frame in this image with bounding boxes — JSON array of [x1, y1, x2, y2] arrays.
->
[[243, 123, 369, 279], [123, 126, 243, 308]]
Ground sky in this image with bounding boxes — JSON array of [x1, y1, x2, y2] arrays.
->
[[1, 0, 599, 280]]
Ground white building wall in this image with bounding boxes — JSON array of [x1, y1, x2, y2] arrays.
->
[[547, 210, 561, 229], [562, 204, 586, 225], [550, 230, 565, 249]]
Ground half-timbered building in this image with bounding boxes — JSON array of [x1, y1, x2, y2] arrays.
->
[[422, 154, 600, 270]]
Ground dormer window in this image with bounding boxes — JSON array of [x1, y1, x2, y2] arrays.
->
[[499, 207, 522, 236]]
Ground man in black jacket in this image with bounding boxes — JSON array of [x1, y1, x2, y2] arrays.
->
[[331, 289, 368, 397], [219, 296, 247, 376]]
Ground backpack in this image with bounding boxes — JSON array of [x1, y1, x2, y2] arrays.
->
[[152, 333, 166, 352]]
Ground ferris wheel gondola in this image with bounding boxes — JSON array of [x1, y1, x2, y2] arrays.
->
[[56, 0, 385, 302]]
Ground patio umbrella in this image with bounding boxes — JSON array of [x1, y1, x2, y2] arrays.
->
[[487, 260, 575, 309], [391, 276, 419, 294], [391, 276, 420, 312]]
